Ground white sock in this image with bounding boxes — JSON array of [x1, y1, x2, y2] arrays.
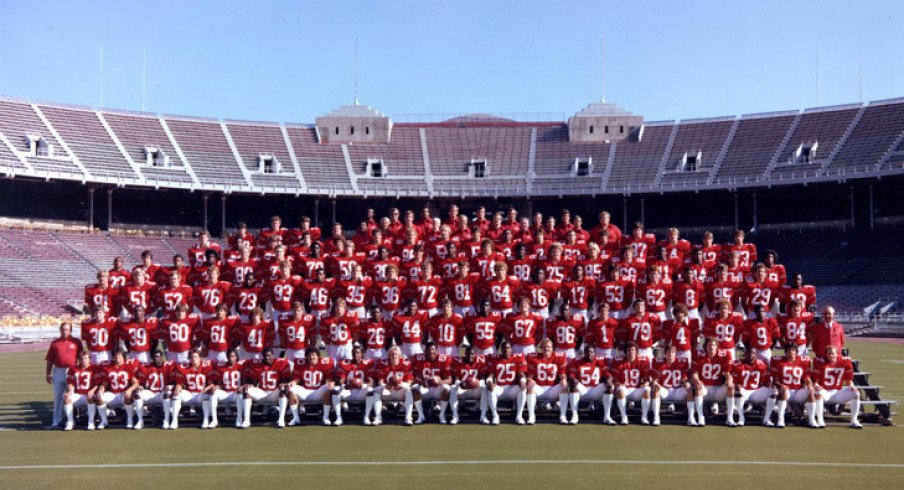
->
[[694, 395, 704, 421], [98, 404, 109, 425], [776, 399, 787, 424], [64, 403, 74, 424], [651, 397, 661, 422], [374, 396, 383, 421], [516, 390, 527, 420], [850, 396, 861, 423], [526, 393, 537, 419], [163, 399, 171, 425], [134, 398, 144, 424], [687, 401, 696, 423], [170, 397, 181, 425], [125, 403, 135, 426], [641, 398, 650, 421], [365, 395, 374, 420], [806, 402, 816, 425], [403, 390, 414, 420], [569, 392, 580, 417], [488, 388, 499, 418], [727, 397, 736, 423], [88, 403, 96, 425], [764, 397, 776, 423], [414, 399, 424, 420], [209, 394, 218, 424], [234, 397, 244, 426], [242, 398, 252, 424], [558, 393, 569, 418], [278, 396, 288, 422], [617, 397, 627, 420], [602, 394, 613, 420], [738, 394, 749, 424], [322, 404, 331, 424], [332, 394, 342, 418], [450, 390, 460, 418], [439, 400, 448, 420]]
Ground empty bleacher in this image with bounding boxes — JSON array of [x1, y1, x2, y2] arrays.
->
[[0, 99, 81, 174], [660, 118, 735, 188], [38, 104, 137, 180], [533, 125, 611, 176], [770, 106, 860, 179], [607, 124, 672, 190], [425, 126, 532, 176], [715, 113, 796, 181], [284, 125, 353, 193], [829, 101, 904, 174], [164, 117, 248, 187], [224, 121, 301, 189], [346, 126, 425, 177], [102, 111, 195, 186]]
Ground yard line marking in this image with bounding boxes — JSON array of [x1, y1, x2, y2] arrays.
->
[[1, 460, 904, 470]]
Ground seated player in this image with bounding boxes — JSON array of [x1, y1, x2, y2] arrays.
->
[[369, 346, 415, 426], [336, 345, 375, 424], [546, 302, 584, 360], [482, 341, 525, 425], [769, 344, 813, 428], [94, 349, 139, 429], [240, 348, 291, 429], [63, 350, 99, 431], [811, 345, 861, 429], [209, 348, 245, 429], [287, 347, 340, 426], [448, 346, 486, 425], [170, 350, 215, 429], [568, 345, 613, 425], [132, 350, 177, 430], [428, 298, 465, 357], [411, 342, 453, 424], [357, 304, 389, 361], [650, 345, 690, 426], [729, 346, 774, 427], [611, 342, 652, 425], [520, 339, 568, 425], [688, 337, 733, 427]]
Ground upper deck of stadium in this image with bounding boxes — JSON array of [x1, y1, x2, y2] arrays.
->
[[1, 95, 902, 198]]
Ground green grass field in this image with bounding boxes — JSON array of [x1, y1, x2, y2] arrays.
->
[[1, 340, 902, 489]]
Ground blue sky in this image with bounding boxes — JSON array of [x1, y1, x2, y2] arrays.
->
[[0, 0, 901, 123]]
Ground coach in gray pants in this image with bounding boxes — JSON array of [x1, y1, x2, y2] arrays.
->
[[45, 323, 81, 428]]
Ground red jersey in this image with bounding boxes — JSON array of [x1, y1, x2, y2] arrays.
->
[[562, 278, 596, 310], [618, 313, 662, 349], [651, 358, 690, 389], [486, 354, 525, 386], [108, 269, 131, 289], [568, 357, 609, 386], [224, 259, 260, 288], [369, 359, 413, 384], [541, 258, 575, 283], [778, 313, 814, 347], [612, 358, 651, 388], [546, 316, 584, 350], [337, 359, 374, 386], [115, 317, 159, 353], [597, 280, 633, 311], [580, 257, 609, 282], [100, 362, 139, 393], [244, 358, 291, 390], [692, 353, 732, 386], [85, 284, 116, 315], [412, 354, 453, 382], [731, 359, 770, 390], [779, 284, 817, 311], [622, 233, 657, 259], [450, 356, 486, 382], [336, 278, 373, 308], [584, 317, 619, 349], [155, 285, 195, 316], [428, 314, 465, 347], [471, 252, 507, 279], [482, 276, 521, 310], [444, 274, 480, 308], [811, 357, 854, 390], [229, 286, 263, 317], [705, 280, 740, 311], [236, 321, 274, 354], [118, 282, 154, 316], [80, 318, 117, 353], [502, 312, 543, 347], [738, 280, 780, 313], [509, 258, 535, 282], [213, 361, 245, 392], [464, 313, 503, 350], [525, 352, 568, 386], [371, 278, 407, 312], [277, 314, 316, 350], [175, 362, 214, 392], [638, 281, 672, 313], [770, 356, 811, 390], [520, 281, 560, 310], [290, 358, 336, 389], [673, 281, 704, 310], [723, 243, 757, 269], [161, 315, 201, 353], [660, 318, 700, 352], [409, 275, 444, 310], [136, 362, 176, 392], [392, 311, 430, 344], [357, 319, 388, 350], [320, 313, 360, 345], [193, 282, 232, 314], [267, 277, 303, 312], [741, 317, 780, 350], [702, 312, 745, 350], [68, 365, 99, 395], [199, 316, 238, 352]]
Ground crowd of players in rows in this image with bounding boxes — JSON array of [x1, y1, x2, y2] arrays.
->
[[48, 205, 859, 430]]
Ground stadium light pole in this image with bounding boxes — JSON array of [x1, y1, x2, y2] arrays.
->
[[733, 192, 739, 231], [314, 199, 320, 228], [88, 187, 95, 229], [868, 184, 874, 230], [106, 188, 113, 231], [220, 194, 227, 238], [202, 194, 209, 231]]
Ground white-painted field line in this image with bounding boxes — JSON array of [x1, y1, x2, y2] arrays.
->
[[1, 460, 903, 471]]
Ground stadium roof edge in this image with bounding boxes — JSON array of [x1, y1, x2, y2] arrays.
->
[[223, 118, 283, 127], [868, 96, 904, 106], [741, 109, 799, 119], [804, 102, 863, 113], [678, 115, 737, 124]]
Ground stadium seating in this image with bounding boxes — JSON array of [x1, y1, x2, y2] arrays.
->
[[163, 116, 248, 187], [102, 110, 196, 186], [829, 100, 904, 174]]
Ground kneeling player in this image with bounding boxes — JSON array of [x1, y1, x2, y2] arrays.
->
[[240, 348, 291, 428], [448, 346, 486, 424], [520, 339, 568, 425], [729, 346, 773, 427], [611, 342, 652, 425], [482, 341, 525, 425], [811, 346, 861, 429], [63, 351, 99, 431], [688, 337, 733, 427], [650, 345, 690, 426], [567, 345, 612, 425], [287, 348, 339, 426]]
